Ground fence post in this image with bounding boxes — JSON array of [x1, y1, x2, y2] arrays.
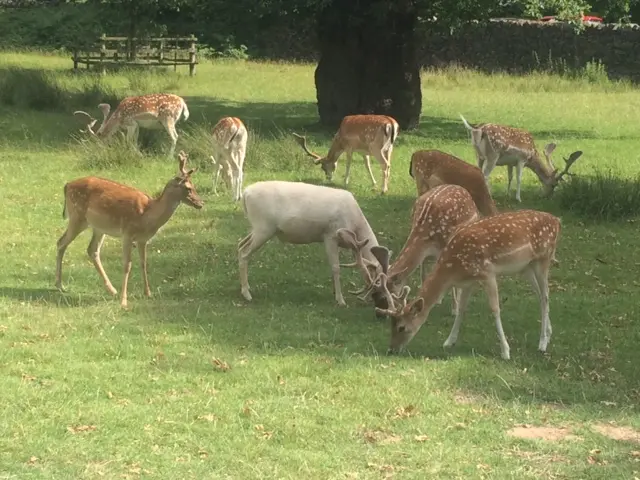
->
[[73, 50, 79, 71], [159, 38, 165, 65], [100, 33, 107, 76], [189, 34, 197, 76]]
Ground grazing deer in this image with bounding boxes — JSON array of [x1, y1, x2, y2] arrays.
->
[[460, 114, 583, 202], [55, 151, 203, 308], [210, 116, 248, 202], [358, 184, 480, 317], [293, 114, 399, 194], [73, 93, 190, 157], [238, 180, 389, 306], [409, 149, 499, 217], [376, 210, 561, 360]]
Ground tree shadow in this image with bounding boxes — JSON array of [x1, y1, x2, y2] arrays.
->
[[0, 286, 108, 308]]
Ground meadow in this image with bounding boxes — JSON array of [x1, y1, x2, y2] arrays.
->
[[1, 51, 640, 479]]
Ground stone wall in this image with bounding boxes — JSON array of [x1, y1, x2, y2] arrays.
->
[[256, 19, 640, 82], [417, 19, 640, 81]]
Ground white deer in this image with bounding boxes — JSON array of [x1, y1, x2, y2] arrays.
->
[[238, 180, 394, 306], [210, 116, 248, 202], [73, 93, 190, 157]]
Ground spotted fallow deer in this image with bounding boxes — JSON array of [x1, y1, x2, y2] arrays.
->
[[55, 151, 203, 308], [460, 114, 583, 202], [352, 184, 480, 317], [376, 209, 561, 360], [292, 114, 399, 194], [73, 93, 190, 157], [210, 116, 248, 202], [409, 149, 498, 217]]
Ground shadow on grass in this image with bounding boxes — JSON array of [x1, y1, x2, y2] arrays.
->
[[0, 286, 109, 308]]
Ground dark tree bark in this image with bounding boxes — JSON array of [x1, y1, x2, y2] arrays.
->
[[315, 0, 422, 130]]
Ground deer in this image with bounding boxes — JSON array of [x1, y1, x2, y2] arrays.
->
[[210, 116, 248, 202], [292, 114, 399, 194], [375, 209, 561, 360], [354, 184, 480, 318], [55, 151, 204, 308], [409, 149, 499, 217], [73, 93, 190, 157], [238, 180, 392, 306], [460, 114, 583, 202]]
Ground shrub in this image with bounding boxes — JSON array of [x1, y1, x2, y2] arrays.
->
[[556, 170, 640, 221]]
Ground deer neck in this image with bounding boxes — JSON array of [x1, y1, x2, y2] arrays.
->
[[96, 113, 119, 137], [526, 154, 555, 186], [325, 141, 345, 165], [388, 235, 430, 285], [141, 187, 182, 234], [410, 268, 452, 326]]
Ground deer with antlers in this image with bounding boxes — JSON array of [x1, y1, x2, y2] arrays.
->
[[55, 151, 203, 308], [293, 114, 399, 194], [210, 116, 248, 202], [350, 184, 480, 317], [73, 93, 190, 157], [409, 149, 498, 217], [460, 114, 583, 202], [376, 209, 561, 360]]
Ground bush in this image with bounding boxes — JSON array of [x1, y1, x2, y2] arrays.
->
[[556, 170, 640, 220]]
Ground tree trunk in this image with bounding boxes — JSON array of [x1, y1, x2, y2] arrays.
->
[[315, 0, 422, 130]]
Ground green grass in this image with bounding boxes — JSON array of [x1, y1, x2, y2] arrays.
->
[[1, 53, 640, 479]]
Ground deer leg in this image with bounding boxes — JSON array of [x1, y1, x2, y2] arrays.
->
[[230, 154, 242, 202], [212, 162, 223, 195], [55, 218, 88, 292], [378, 151, 391, 195], [87, 231, 117, 296], [120, 236, 134, 308], [238, 228, 275, 301], [443, 286, 473, 349], [363, 154, 377, 187], [450, 287, 460, 316], [138, 241, 151, 297], [507, 165, 514, 196], [162, 119, 179, 157], [483, 275, 510, 359], [515, 161, 524, 202], [125, 124, 139, 149], [324, 236, 346, 306], [531, 260, 552, 352], [344, 151, 353, 186]]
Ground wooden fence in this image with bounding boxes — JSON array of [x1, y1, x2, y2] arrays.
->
[[72, 34, 198, 76]]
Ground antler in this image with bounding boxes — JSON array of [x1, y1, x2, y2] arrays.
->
[[555, 150, 583, 183], [292, 133, 322, 161], [372, 276, 411, 316], [73, 110, 98, 135], [178, 151, 191, 176]]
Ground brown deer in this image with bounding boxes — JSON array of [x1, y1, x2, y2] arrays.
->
[[73, 93, 190, 157], [376, 210, 561, 360], [356, 184, 480, 317], [460, 114, 583, 202], [293, 114, 399, 194], [210, 116, 248, 202], [55, 151, 203, 308], [409, 149, 499, 217]]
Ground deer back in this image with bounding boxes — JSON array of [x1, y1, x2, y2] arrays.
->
[[331, 115, 399, 157], [438, 209, 561, 279], [409, 150, 498, 216]]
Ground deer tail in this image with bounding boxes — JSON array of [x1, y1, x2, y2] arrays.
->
[[62, 184, 68, 219]]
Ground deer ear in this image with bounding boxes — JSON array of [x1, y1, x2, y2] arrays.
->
[[336, 228, 357, 249], [370, 246, 391, 274], [409, 297, 424, 315], [544, 143, 557, 156]]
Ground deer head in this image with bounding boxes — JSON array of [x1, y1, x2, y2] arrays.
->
[[292, 133, 335, 180], [546, 150, 584, 195], [73, 102, 112, 137], [165, 151, 203, 209]]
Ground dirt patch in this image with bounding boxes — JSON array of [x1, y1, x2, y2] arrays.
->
[[453, 391, 484, 405], [506, 425, 580, 441], [592, 423, 640, 444]]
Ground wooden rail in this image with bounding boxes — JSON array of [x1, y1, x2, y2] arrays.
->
[[72, 34, 198, 76]]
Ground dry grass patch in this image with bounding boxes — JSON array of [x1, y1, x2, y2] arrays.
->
[[592, 423, 640, 444], [507, 425, 581, 441]]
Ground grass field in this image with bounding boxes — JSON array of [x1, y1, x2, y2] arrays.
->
[[1, 51, 640, 479]]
